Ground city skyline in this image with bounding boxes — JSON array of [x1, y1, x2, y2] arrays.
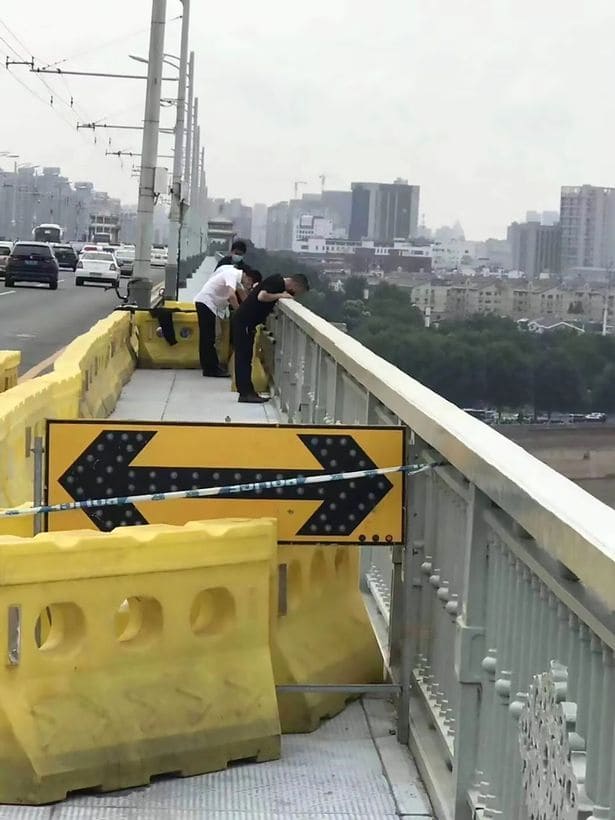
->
[[3, 1, 614, 238]]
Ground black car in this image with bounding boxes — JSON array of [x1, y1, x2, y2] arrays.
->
[[5, 242, 59, 290], [52, 243, 78, 271]]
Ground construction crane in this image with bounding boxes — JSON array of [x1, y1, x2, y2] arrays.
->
[[293, 180, 307, 199]]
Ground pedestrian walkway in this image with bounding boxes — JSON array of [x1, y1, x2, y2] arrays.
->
[[110, 368, 278, 424], [0, 701, 430, 819], [177, 255, 217, 301]]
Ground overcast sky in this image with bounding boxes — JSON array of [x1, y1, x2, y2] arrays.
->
[[1, 0, 614, 239]]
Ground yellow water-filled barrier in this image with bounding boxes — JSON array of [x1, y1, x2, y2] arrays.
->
[[0, 313, 135, 522], [135, 302, 231, 369], [0, 517, 280, 805], [271, 545, 383, 733], [0, 350, 20, 392]]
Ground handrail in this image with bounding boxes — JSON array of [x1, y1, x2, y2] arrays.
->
[[279, 300, 615, 609]]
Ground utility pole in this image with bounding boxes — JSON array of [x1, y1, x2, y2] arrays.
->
[[179, 54, 195, 282], [133, 0, 167, 285], [165, 1, 190, 297], [188, 98, 199, 265]]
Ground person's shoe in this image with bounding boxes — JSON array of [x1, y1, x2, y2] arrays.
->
[[238, 393, 269, 403], [203, 369, 228, 378]]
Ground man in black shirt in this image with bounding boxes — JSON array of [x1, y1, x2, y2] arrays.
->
[[215, 239, 247, 271], [232, 273, 309, 403]]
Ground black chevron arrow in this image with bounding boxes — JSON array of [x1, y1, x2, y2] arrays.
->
[[58, 430, 394, 537]]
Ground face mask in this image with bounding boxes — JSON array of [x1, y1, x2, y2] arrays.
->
[[231, 254, 244, 264]]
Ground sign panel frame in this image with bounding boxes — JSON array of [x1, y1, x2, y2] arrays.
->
[[45, 420, 406, 544]]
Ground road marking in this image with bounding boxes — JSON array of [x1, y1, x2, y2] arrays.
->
[[0, 290, 15, 297], [19, 345, 67, 383]]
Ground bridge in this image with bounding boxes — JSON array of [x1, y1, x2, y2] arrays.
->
[[1, 257, 613, 819]]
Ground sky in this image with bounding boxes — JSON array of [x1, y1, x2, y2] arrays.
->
[[1, 0, 615, 239]]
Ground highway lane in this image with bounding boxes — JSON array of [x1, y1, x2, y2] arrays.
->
[[0, 267, 163, 374]]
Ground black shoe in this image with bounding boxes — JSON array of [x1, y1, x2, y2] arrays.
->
[[238, 393, 269, 403], [203, 369, 228, 378]]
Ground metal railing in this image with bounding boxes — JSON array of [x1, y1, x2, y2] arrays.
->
[[266, 301, 615, 820]]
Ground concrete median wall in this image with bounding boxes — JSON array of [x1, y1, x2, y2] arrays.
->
[[0, 350, 20, 393]]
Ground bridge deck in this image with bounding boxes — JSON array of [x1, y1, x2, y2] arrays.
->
[[5, 701, 429, 819], [50, 286, 432, 819]]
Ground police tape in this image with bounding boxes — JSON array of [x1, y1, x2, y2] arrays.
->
[[0, 463, 436, 520]]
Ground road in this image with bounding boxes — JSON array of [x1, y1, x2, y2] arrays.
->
[[0, 267, 163, 375]]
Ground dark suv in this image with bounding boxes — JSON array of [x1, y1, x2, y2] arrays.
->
[[5, 242, 59, 290], [52, 243, 78, 271]]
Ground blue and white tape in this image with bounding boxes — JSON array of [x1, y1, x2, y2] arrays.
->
[[0, 463, 432, 520]]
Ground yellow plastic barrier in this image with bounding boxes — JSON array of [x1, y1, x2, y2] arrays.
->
[[0, 518, 280, 805], [136, 302, 232, 369], [229, 326, 269, 393], [271, 545, 383, 733], [0, 350, 20, 393], [0, 313, 136, 523]]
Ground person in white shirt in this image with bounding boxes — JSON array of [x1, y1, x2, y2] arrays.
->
[[194, 264, 245, 377]]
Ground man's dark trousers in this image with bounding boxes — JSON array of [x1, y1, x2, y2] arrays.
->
[[232, 315, 256, 396], [195, 301, 220, 375]]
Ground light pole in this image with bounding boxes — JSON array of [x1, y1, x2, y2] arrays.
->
[[180, 51, 195, 283], [165, 0, 191, 298], [133, 0, 167, 291]]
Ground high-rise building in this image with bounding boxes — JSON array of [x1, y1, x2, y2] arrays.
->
[[349, 179, 419, 242], [251, 203, 268, 248], [560, 185, 615, 272], [507, 221, 561, 278]]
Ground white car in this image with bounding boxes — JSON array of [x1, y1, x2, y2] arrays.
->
[[150, 246, 168, 267], [75, 251, 120, 287], [0, 242, 13, 278]]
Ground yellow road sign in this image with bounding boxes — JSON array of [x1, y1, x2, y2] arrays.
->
[[46, 421, 406, 543]]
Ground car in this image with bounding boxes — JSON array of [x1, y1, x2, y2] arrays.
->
[[585, 412, 607, 423], [52, 243, 79, 271], [568, 413, 586, 424], [80, 244, 100, 255], [0, 242, 13, 277], [4, 241, 59, 289], [150, 246, 168, 267], [116, 245, 135, 276], [75, 251, 120, 287]]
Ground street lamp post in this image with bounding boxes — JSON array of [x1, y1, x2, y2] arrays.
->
[[133, 0, 167, 290], [165, 0, 191, 298]]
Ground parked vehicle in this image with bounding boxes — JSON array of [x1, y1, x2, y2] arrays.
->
[[585, 412, 607, 423], [4, 242, 59, 289], [568, 413, 587, 423], [0, 242, 13, 277], [75, 251, 120, 287], [52, 243, 79, 271]]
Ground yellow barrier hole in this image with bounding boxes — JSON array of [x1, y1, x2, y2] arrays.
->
[[115, 597, 163, 647], [35, 603, 85, 656], [190, 588, 235, 636], [287, 560, 303, 612], [334, 547, 351, 582], [309, 550, 328, 595]]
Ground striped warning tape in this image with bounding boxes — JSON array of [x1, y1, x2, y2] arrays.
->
[[0, 463, 435, 520]]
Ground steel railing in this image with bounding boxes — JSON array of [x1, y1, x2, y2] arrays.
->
[[265, 300, 615, 820]]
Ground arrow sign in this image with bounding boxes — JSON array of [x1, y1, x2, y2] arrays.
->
[[47, 422, 405, 543]]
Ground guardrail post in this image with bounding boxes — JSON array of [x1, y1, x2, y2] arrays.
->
[[453, 483, 488, 819]]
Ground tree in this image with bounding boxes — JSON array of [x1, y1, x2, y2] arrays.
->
[[343, 275, 367, 300], [592, 363, 615, 411], [533, 351, 584, 415], [342, 299, 368, 331], [484, 341, 532, 411]]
